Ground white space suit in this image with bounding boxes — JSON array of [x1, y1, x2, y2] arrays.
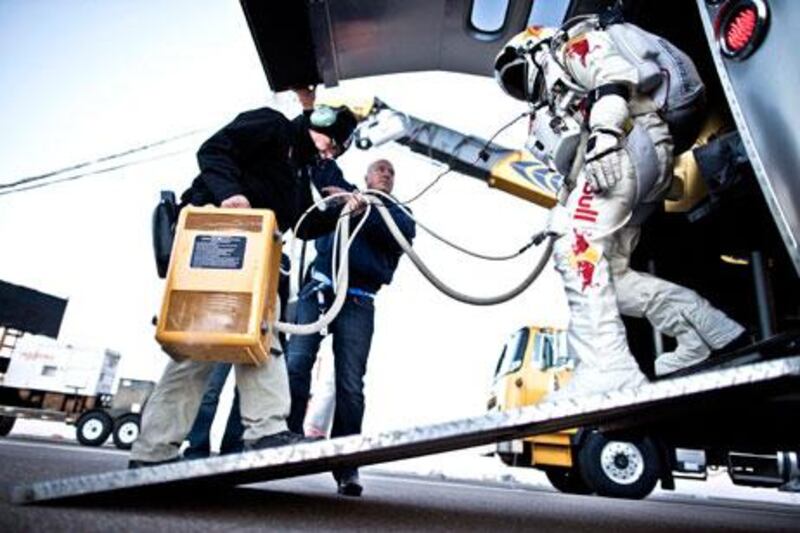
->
[[495, 19, 744, 394]]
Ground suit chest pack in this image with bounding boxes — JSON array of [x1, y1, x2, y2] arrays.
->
[[527, 105, 584, 176]]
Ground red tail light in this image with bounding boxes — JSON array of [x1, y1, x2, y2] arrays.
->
[[716, 0, 770, 60], [725, 7, 757, 52]]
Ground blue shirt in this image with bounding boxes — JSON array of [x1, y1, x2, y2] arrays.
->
[[310, 161, 416, 295]]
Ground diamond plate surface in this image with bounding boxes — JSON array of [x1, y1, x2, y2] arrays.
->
[[12, 356, 800, 504]]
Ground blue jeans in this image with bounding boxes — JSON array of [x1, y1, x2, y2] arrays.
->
[[183, 362, 244, 458], [286, 283, 375, 480]]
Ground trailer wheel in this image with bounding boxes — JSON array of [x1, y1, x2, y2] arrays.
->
[[112, 414, 140, 450], [0, 416, 16, 437], [76, 410, 113, 446], [578, 432, 660, 499], [545, 467, 594, 495]]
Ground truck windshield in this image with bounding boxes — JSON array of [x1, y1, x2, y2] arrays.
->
[[493, 328, 529, 379], [532, 330, 569, 369]]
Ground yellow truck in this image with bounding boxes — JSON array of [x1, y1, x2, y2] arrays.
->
[[488, 326, 800, 499], [488, 326, 665, 498]]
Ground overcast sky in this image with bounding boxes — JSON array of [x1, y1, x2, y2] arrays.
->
[[0, 0, 569, 440]]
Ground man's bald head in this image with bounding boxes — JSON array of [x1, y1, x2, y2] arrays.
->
[[365, 159, 395, 193]]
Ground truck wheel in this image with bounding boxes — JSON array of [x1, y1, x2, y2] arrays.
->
[[578, 432, 660, 499], [76, 411, 113, 446], [0, 416, 16, 437], [112, 414, 140, 450], [545, 467, 594, 495]]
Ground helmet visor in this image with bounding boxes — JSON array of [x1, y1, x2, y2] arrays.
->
[[495, 48, 530, 101]]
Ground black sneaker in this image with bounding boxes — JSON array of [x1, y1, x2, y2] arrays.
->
[[336, 472, 363, 497], [127, 457, 180, 469], [182, 448, 210, 461], [244, 430, 307, 451]]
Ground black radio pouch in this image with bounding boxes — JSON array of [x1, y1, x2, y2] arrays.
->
[[152, 191, 179, 278]]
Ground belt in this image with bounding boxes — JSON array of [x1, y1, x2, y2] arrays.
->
[[311, 270, 375, 300]]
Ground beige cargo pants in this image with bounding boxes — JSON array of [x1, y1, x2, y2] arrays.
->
[[130, 352, 290, 463]]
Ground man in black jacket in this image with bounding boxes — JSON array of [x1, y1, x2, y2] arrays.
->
[[130, 89, 358, 468], [285, 158, 416, 496]]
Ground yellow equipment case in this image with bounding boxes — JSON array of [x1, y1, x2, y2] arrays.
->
[[155, 206, 282, 365]]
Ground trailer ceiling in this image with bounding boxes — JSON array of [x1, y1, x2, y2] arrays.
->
[[238, 0, 579, 91]]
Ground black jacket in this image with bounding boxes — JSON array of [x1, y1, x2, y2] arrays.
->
[[180, 107, 338, 238], [310, 164, 416, 294]]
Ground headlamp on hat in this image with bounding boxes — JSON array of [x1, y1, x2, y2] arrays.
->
[[309, 104, 358, 155]]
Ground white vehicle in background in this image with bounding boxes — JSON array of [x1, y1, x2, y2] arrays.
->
[[0, 327, 154, 449]]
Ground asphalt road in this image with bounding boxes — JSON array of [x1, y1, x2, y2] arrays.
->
[[1, 436, 799, 532]]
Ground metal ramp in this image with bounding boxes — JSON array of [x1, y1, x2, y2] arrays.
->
[[12, 355, 800, 504]]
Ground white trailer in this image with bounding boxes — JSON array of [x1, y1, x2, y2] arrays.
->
[[3, 335, 119, 397], [0, 328, 154, 449]]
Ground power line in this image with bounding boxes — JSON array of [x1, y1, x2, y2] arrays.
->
[[0, 149, 190, 197], [0, 128, 204, 190]]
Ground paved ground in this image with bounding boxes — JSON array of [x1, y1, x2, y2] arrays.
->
[[1, 436, 799, 532]]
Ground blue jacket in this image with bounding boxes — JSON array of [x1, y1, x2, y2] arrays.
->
[[310, 162, 416, 295]]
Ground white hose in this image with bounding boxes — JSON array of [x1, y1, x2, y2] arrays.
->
[[354, 128, 591, 307], [273, 181, 555, 333], [286, 190, 354, 288], [272, 214, 350, 335], [364, 188, 540, 261], [331, 205, 341, 292], [369, 195, 555, 306], [272, 198, 373, 336], [333, 199, 373, 293]]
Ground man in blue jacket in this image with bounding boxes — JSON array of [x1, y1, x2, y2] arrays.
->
[[285, 158, 416, 496]]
